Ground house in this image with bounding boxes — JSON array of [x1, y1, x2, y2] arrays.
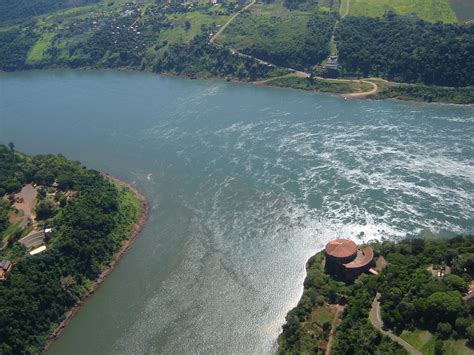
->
[[0, 259, 12, 281]]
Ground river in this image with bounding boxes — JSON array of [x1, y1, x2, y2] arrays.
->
[[0, 70, 473, 354]]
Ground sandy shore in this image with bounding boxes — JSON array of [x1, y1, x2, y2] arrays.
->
[[41, 174, 149, 354]]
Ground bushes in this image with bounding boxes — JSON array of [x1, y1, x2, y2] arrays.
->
[[155, 35, 286, 80]]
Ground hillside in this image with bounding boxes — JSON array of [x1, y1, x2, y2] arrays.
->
[[0, 0, 473, 102]]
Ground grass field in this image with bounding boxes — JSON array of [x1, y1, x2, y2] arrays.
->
[[345, 0, 458, 23], [443, 339, 474, 355], [449, 0, 474, 22], [263, 74, 373, 94], [216, 0, 337, 69], [27, 32, 56, 63], [161, 11, 230, 45], [401, 329, 474, 355], [401, 329, 436, 354], [217, 1, 310, 51]]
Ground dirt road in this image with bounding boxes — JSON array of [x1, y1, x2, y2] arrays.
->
[[210, 0, 256, 44]]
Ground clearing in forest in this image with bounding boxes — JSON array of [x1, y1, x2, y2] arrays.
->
[[216, 0, 336, 70]]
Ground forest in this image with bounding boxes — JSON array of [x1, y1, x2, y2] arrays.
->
[[0, 0, 99, 23], [0, 144, 142, 354], [278, 236, 474, 354], [336, 13, 474, 86]]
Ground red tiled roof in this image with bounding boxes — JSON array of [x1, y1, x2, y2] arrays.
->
[[325, 239, 357, 259], [344, 246, 374, 269]]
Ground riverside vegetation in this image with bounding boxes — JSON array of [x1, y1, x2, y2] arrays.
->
[[278, 236, 474, 354], [0, 144, 145, 354], [0, 0, 473, 103]]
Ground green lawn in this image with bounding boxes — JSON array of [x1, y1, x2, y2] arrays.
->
[[264, 74, 373, 94], [345, 0, 458, 23], [401, 329, 436, 354], [314, 306, 334, 326], [443, 339, 473, 355], [401, 329, 473, 355]]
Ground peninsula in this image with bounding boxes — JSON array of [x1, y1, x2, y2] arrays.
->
[[0, 144, 148, 354], [0, 0, 473, 104], [278, 236, 474, 354]]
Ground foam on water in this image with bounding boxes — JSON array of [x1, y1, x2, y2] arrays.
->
[[2, 71, 472, 355]]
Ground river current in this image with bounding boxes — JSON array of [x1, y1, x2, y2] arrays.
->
[[0, 70, 473, 354]]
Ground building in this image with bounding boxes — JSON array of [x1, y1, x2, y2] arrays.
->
[[324, 55, 338, 70], [0, 259, 12, 281], [324, 239, 373, 281]]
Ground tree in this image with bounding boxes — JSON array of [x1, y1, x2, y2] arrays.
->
[[426, 291, 463, 323], [35, 200, 56, 220], [8, 142, 15, 152], [436, 322, 452, 339], [184, 20, 191, 32], [466, 324, 474, 344], [444, 275, 468, 293]]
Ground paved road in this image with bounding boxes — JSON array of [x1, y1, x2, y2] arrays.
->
[[369, 293, 422, 355]]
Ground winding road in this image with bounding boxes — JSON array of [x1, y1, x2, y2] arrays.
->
[[209, 0, 379, 98], [369, 293, 422, 355]]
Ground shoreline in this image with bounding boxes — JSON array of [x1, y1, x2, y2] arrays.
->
[[41, 174, 149, 354], [1, 67, 472, 105]]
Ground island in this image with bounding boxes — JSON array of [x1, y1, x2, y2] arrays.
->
[[0, 143, 148, 354], [0, 0, 473, 104], [278, 236, 474, 354]]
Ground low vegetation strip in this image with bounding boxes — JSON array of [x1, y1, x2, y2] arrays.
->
[[346, 0, 458, 23], [377, 85, 474, 104]]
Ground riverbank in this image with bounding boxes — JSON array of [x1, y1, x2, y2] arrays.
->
[[41, 174, 149, 354]]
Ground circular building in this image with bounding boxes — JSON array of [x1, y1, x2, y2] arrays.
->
[[324, 239, 373, 281], [325, 239, 357, 263]]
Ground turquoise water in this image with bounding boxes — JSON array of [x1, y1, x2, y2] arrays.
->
[[0, 70, 473, 354]]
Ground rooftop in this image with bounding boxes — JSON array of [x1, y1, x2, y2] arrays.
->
[[344, 246, 374, 269], [325, 239, 357, 259]]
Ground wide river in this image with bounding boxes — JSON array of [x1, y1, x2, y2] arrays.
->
[[1, 70, 473, 354]]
